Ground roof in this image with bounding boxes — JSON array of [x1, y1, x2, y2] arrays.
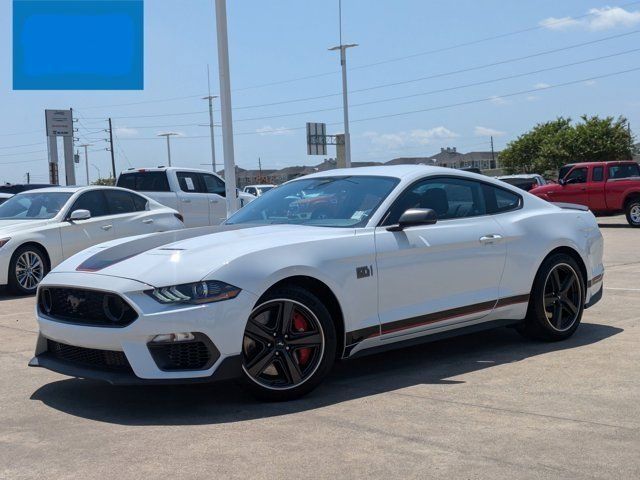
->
[[13, 186, 132, 195], [498, 174, 542, 179], [462, 151, 496, 161], [300, 164, 460, 180], [124, 166, 222, 175]]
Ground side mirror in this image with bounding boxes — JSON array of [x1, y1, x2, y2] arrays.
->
[[69, 209, 91, 221], [558, 178, 566, 186], [387, 208, 438, 232]]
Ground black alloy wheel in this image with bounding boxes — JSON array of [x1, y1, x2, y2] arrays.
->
[[241, 286, 336, 400]]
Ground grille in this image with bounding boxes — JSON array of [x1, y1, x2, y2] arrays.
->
[[148, 338, 218, 371], [47, 339, 132, 372], [39, 287, 138, 327]]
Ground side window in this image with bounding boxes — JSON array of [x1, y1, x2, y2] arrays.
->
[[592, 167, 604, 182], [70, 191, 109, 218], [608, 163, 640, 179], [131, 193, 148, 211], [384, 177, 486, 225], [177, 172, 201, 193], [245, 187, 256, 196], [566, 168, 587, 184], [201, 174, 226, 196], [105, 190, 136, 214], [485, 185, 522, 214]]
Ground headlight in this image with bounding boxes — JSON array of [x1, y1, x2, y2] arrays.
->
[[146, 281, 241, 305], [0, 238, 10, 248]]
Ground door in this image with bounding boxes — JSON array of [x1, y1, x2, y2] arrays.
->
[[103, 189, 158, 238], [200, 173, 227, 225], [60, 190, 115, 259], [375, 176, 506, 338], [586, 166, 606, 211], [552, 167, 589, 205], [175, 171, 210, 227]]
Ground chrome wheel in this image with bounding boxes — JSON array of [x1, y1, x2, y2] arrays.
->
[[630, 204, 640, 224], [543, 263, 582, 332], [242, 299, 325, 391], [15, 251, 44, 291]]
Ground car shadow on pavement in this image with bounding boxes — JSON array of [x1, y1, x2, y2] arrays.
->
[[30, 322, 621, 426]]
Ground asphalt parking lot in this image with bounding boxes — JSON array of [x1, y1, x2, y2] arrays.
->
[[0, 215, 638, 480]]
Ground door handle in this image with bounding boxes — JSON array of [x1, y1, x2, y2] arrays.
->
[[210, 199, 219, 204], [479, 234, 502, 244], [101, 225, 113, 231], [181, 199, 191, 203], [142, 219, 154, 224]]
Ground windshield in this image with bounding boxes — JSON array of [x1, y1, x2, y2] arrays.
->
[[257, 186, 273, 195], [226, 176, 399, 227], [0, 192, 72, 220]]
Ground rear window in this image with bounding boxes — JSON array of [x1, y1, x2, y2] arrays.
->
[[117, 172, 170, 192], [608, 163, 640, 179]]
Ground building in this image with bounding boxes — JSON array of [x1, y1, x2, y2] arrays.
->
[[386, 147, 499, 169]]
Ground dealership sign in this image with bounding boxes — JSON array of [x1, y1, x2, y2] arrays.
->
[[45, 109, 73, 137]]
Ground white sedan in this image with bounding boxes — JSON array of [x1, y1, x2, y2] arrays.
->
[[0, 186, 184, 294], [30, 166, 604, 400]]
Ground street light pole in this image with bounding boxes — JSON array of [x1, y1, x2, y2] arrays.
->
[[157, 132, 178, 166], [329, 1, 357, 168], [78, 144, 92, 185], [215, 0, 238, 216], [203, 66, 219, 174]]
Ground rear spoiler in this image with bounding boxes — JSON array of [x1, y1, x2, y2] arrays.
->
[[551, 202, 590, 212]]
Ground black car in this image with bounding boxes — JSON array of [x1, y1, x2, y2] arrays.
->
[[0, 184, 55, 195]]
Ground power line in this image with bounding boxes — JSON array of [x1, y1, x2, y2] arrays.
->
[[116, 66, 640, 139], [77, 28, 640, 123], [0, 141, 46, 150]]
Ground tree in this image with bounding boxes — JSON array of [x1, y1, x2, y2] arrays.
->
[[499, 116, 633, 174], [92, 177, 115, 186]]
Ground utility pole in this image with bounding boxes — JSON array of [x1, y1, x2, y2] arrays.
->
[[204, 65, 219, 174], [329, 0, 357, 168], [108, 118, 116, 179], [258, 156, 262, 178], [26, 172, 30, 184], [157, 132, 179, 166], [490, 136, 496, 168], [215, 0, 238, 216], [79, 144, 92, 185]]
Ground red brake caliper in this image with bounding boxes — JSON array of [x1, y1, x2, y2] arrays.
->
[[292, 311, 312, 366]]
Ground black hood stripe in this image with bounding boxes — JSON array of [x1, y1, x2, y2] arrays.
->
[[76, 224, 254, 272]]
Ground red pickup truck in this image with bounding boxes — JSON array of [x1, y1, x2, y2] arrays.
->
[[530, 161, 640, 227]]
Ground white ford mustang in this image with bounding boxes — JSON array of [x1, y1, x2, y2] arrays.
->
[[0, 186, 184, 294], [30, 166, 604, 400]]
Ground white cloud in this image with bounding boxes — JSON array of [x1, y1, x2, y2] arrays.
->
[[584, 80, 597, 87], [526, 95, 538, 102], [256, 125, 294, 136], [474, 126, 505, 137], [114, 127, 138, 137], [540, 7, 640, 31], [489, 95, 509, 106], [363, 127, 458, 150], [534, 82, 551, 89]]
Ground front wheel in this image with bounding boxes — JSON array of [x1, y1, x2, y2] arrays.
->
[[518, 253, 585, 341], [240, 286, 336, 401], [8, 245, 49, 295], [625, 199, 640, 227]]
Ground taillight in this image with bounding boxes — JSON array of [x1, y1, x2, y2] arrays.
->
[[174, 213, 184, 223]]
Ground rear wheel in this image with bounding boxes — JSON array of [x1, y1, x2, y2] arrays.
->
[[240, 286, 336, 401], [518, 253, 585, 341], [625, 199, 640, 227], [8, 245, 48, 295]]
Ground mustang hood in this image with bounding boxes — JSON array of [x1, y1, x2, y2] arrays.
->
[[53, 224, 354, 288]]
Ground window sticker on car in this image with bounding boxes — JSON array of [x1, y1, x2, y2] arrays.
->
[[351, 210, 367, 220], [185, 177, 195, 191]]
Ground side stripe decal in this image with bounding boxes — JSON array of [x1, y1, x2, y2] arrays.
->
[[345, 294, 530, 348]]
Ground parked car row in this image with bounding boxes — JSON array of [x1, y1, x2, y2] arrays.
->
[[499, 161, 640, 227]]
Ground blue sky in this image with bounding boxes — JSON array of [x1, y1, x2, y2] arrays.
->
[[1, 0, 639, 184]]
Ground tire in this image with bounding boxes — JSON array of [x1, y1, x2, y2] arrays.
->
[[518, 253, 585, 342], [8, 245, 49, 295], [240, 285, 337, 401], [625, 199, 640, 227]]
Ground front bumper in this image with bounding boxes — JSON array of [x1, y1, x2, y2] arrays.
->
[[30, 272, 257, 384]]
